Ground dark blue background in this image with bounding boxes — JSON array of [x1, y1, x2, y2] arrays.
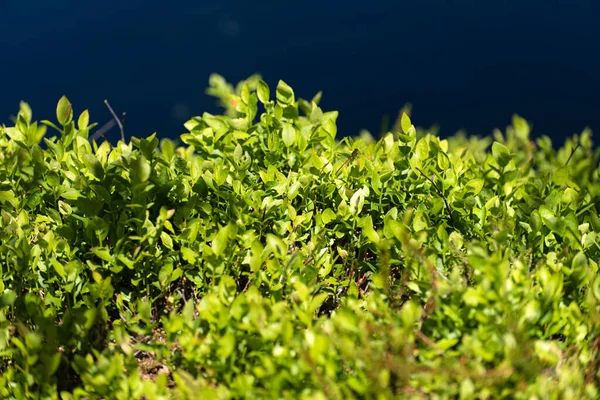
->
[[2, 1, 599, 145]]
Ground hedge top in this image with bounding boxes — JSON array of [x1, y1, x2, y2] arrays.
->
[[0, 74, 599, 399]]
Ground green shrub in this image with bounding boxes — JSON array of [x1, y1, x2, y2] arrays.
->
[[0, 74, 599, 399]]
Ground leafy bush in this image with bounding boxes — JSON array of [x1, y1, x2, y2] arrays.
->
[[0, 74, 599, 399]]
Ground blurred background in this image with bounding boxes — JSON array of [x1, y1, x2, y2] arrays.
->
[[1, 0, 599, 145]]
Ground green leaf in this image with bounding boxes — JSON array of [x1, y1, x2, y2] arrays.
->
[[266, 234, 287, 259], [321, 208, 336, 225], [276, 80, 295, 105], [19, 101, 33, 124], [571, 251, 588, 271], [78, 109, 90, 130], [233, 143, 243, 163], [362, 215, 380, 243], [401, 113, 412, 134], [464, 178, 484, 196], [562, 188, 578, 207], [412, 137, 429, 169], [539, 205, 554, 221], [383, 133, 394, 154], [413, 209, 428, 231], [160, 231, 174, 250], [282, 123, 296, 147], [117, 255, 135, 270], [130, 154, 151, 183], [491, 141, 511, 167], [257, 80, 270, 104], [553, 167, 568, 186], [58, 200, 72, 216], [534, 340, 561, 366], [181, 247, 197, 264], [212, 224, 230, 258], [51, 259, 67, 279], [512, 114, 530, 140], [56, 95, 73, 126], [349, 187, 368, 215], [92, 247, 112, 262], [438, 151, 450, 170], [90, 184, 111, 204], [0, 190, 19, 207], [83, 154, 105, 180], [0, 290, 17, 307], [60, 188, 82, 200]]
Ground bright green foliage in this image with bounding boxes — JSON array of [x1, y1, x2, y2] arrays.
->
[[0, 75, 600, 399]]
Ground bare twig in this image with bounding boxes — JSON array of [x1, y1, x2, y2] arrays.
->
[[335, 149, 359, 177], [564, 140, 581, 167], [415, 329, 440, 350], [90, 119, 116, 143], [416, 167, 455, 227], [104, 99, 125, 143]]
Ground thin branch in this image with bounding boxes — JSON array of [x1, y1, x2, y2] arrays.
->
[[335, 149, 359, 177], [564, 140, 581, 167], [415, 329, 441, 351], [416, 167, 455, 227], [104, 99, 125, 143], [90, 119, 116, 143]]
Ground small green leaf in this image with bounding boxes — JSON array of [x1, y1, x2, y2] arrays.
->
[[78, 110, 90, 130], [83, 154, 105, 180], [212, 224, 230, 257], [349, 187, 368, 215], [363, 217, 380, 243], [58, 200, 72, 216], [131, 155, 151, 183], [401, 113, 412, 134], [321, 208, 336, 225], [257, 80, 270, 104], [572, 251, 588, 271], [117, 255, 135, 269], [491, 142, 511, 167], [383, 133, 394, 154], [276, 80, 295, 105], [562, 188, 578, 206], [512, 114, 530, 140], [56, 95, 73, 126], [60, 188, 82, 200], [19, 101, 33, 124], [412, 137, 429, 169], [92, 247, 112, 262], [51, 259, 67, 279], [90, 184, 111, 204], [438, 151, 450, 170], [539, 205, 554, 221], [233, 143, 243, 163], [266, 234, 287, 259], [553, 167, 568, 186], [45, 352, 62, 377], [534, 340, 561, 366], [160, 231, 174, 250], [0, 190, 19, 207], [0, 290, 17, 307], [181, 247, 196, 264], [282, 123, 296, 147], [465, 178, 484, 196]]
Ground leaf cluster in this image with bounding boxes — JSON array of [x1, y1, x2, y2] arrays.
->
[[0, 75, 599, 398]]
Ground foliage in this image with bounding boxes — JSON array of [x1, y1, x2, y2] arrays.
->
[[0, 74, 599, 399]]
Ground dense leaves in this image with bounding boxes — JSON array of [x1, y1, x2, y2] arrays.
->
[[0, 75, 599, 399]]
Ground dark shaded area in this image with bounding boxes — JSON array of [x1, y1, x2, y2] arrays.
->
[[1, 0, 598, 145]]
